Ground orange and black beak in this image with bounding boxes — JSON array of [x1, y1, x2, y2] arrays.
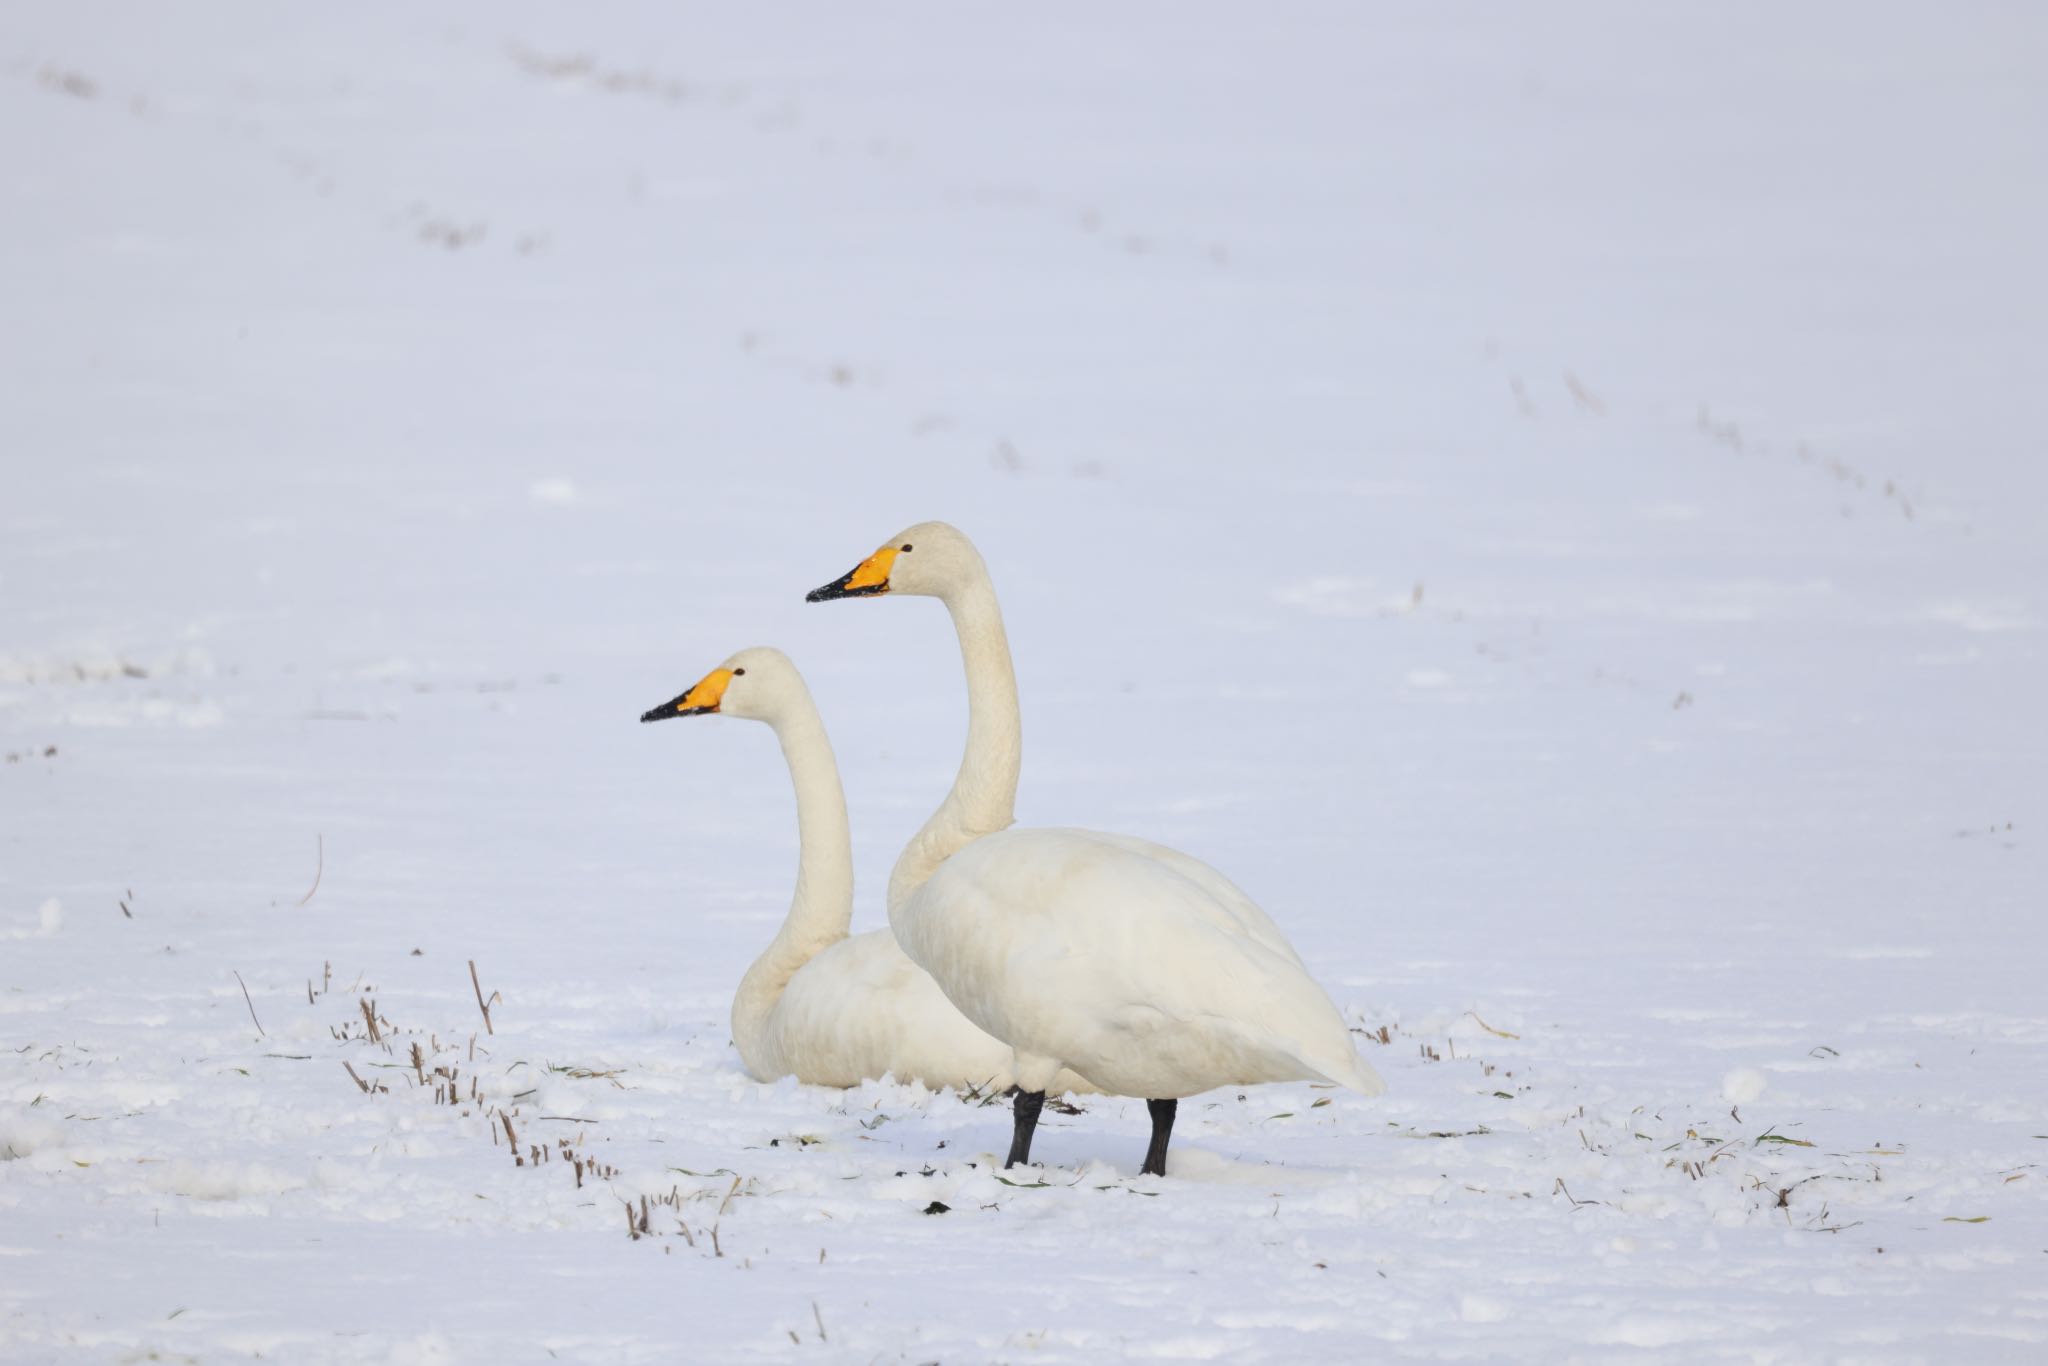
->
[[806, 546, 897, 602], [640, 667, 732, 723]]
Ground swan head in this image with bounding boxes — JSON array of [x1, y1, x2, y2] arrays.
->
[[639, 646, 801, 725], [805, 520, 980, 603]]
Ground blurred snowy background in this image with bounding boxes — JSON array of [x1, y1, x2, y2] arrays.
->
[[3, 4, 2044, 1361]]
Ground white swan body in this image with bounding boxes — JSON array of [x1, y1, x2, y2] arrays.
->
[[807, 525, 1382, 1168], [898, 827, 1380, 1098], [739, 926, 1063, 1091], [641, 646, 1091, 1095]]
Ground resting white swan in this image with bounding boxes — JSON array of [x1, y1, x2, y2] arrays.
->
[[640, 647, 1092, 1096], [808, 525, 1384, 1175]]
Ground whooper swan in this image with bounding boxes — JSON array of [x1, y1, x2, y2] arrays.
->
[[807, 526, 1383, 1176], [641, 647, 1092, 1096]]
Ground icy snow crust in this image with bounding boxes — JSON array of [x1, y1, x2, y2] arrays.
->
[[3, 4, 2045, 1361]]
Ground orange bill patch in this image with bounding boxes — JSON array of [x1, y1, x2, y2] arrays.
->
[[675, 667, 733, 713], [843, 546, 898, 592]]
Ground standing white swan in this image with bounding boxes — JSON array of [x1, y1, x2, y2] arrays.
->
[[807, 525, 1384, 1176], [640, 647, 1092, 1096]]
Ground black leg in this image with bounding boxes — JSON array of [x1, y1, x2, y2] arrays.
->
[[1141, 1098, 1177, 1177], [1005, 1089, 1046, 1169]]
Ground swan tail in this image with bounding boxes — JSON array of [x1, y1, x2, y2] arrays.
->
[[1336, 1057, 1388, 1097], [1297, 1050, 1387, 1098]]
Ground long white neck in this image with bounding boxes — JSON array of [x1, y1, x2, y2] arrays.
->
[[887, 563, 1021, 912], [731, 689, 854, 1077]]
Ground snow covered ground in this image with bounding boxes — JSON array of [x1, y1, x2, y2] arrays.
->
[[4, 4, 2045, 1360]]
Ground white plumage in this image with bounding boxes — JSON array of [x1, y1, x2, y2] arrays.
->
[[899, 827, 1384, 1100], [640, 646, 1092, 1096], [808, 524, 1382, 1173]]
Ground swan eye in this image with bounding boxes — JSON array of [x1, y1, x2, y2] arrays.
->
[[732, 668, 746, 676], [900, 543, 913, 552]]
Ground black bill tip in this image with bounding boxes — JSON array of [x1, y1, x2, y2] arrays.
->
[[806, 572, 888, 603], [640, 695, 712, 723]]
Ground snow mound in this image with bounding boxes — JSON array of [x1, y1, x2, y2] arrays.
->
[[0, 1109, 69, 1161], [1721, 1068, 1769, 1104], [4, 899, 63, 941]]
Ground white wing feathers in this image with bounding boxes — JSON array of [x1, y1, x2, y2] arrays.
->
[[900, 827, 1383, 1099]]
